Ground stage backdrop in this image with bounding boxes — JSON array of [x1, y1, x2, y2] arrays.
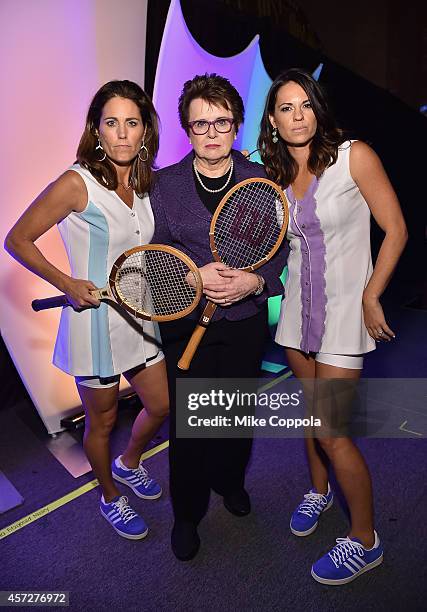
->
[[0, 0, 148, 433], [153, 0, 322, 166], [1, 0, 294, 434]]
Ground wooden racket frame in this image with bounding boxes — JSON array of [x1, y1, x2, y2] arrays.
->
[[108, 244, 203, 321], [178, 177, 289, 370], [31, 244, 203, 322]]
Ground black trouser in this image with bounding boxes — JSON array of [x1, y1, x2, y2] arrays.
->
[[160, 306, 269, 524]]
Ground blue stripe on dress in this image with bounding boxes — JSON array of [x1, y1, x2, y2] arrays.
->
[[80, 201, 114, 377]]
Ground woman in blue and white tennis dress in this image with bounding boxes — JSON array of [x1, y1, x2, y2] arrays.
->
[[5, 81, 169, 540], [259, 69, 407, 585], [53, 162, 162, 378]]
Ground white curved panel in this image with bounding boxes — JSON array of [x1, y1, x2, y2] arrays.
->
[[0, 0, 148, 433]]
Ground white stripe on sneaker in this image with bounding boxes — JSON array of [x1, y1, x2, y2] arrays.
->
[[347, 558, 363, 571], [353, 554, 366, 567], [343, 562, 357, 574]]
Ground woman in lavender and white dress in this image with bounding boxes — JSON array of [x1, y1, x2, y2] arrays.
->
[[258, 68, 407, 585]]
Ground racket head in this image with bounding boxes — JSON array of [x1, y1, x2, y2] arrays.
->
[[209, 177, 289, 271], [109, 244, 203, 321]]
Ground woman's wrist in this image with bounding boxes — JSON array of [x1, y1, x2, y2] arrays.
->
[[252, 274, 265, 296], [362, 290, 380, 304], [56, 273, 74, 294]]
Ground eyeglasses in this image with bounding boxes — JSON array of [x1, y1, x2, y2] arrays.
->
[[187, 118, 235, 135]]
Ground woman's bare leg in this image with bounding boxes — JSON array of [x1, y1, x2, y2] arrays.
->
[[314, 361, 374, 548], [286, 348, 329, 494], [77, 383, 120, 502], [120, 359, 169, 468]]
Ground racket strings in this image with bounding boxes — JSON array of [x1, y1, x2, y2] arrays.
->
[[115, 251, 199, 316], [214, 182, 285, 269]]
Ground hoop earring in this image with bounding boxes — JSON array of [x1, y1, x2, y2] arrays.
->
[[272, 128, 278, 144], [95, 138, 106, 161], [138, 126, 149, 162]]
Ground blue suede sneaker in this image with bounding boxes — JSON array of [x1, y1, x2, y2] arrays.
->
[[290, 484, 333, 536], [100, 495, 148, 540], [311, 530, 383, 585], [112, 456, 162, 499]]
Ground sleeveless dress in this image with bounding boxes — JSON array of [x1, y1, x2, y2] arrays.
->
[[53, 164, 162, 377], [275, 141, 376, 355]]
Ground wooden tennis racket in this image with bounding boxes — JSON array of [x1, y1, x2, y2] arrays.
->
[[178, 177, 289, 370], [32, 244, 203, 322]]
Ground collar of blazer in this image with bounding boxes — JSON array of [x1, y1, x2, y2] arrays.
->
[[160, 149, 265, 221]]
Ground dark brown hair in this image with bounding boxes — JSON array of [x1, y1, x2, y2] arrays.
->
[[258, 68, 345, 187], [178, 73, 244, 134], [77, 80, 159, 196]]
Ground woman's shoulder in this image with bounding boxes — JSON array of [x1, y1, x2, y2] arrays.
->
[[347, 140, 375, 158], [155, 161, 182, 178], [329, 140, 374, 175], [66, 163, 112, 201], [232, 149, 266, 178], [67, 162, 102, 184], [152, 154, 196, 200], [42, 167, 88, 214], [57, 166, 87, 194], [348, 141, 383, 183], [338, 139, 375, 159], [155, 152, 192, 178]]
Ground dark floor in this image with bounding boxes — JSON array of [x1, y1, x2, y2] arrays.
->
[[0, 291, 426, 611]]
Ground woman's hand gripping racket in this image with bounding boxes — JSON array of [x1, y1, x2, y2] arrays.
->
[[177, 177, 289, 370], [32, 244, 203, 322]]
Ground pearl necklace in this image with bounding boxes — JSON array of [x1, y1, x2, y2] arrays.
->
[[193, 159, 234, 193]]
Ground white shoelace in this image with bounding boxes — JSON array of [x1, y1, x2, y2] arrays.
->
[[131, 463, 153, 486], [297, 492, 328, 517], [111, 496, 138, 524], [328, 537, 365, 568]]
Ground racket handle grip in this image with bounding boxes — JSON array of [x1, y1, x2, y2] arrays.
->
[[32, 295, 69, 311], [178, 325, 207, 371]]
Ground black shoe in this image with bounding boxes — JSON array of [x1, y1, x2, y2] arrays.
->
[[223, 488, 251, 517], [171, 521, 200, 561]]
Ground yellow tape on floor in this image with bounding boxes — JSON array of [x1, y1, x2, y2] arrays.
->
[[0, 372, 292, 540], [258, 369, 294, 392], [0, 440, 169, 540]]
